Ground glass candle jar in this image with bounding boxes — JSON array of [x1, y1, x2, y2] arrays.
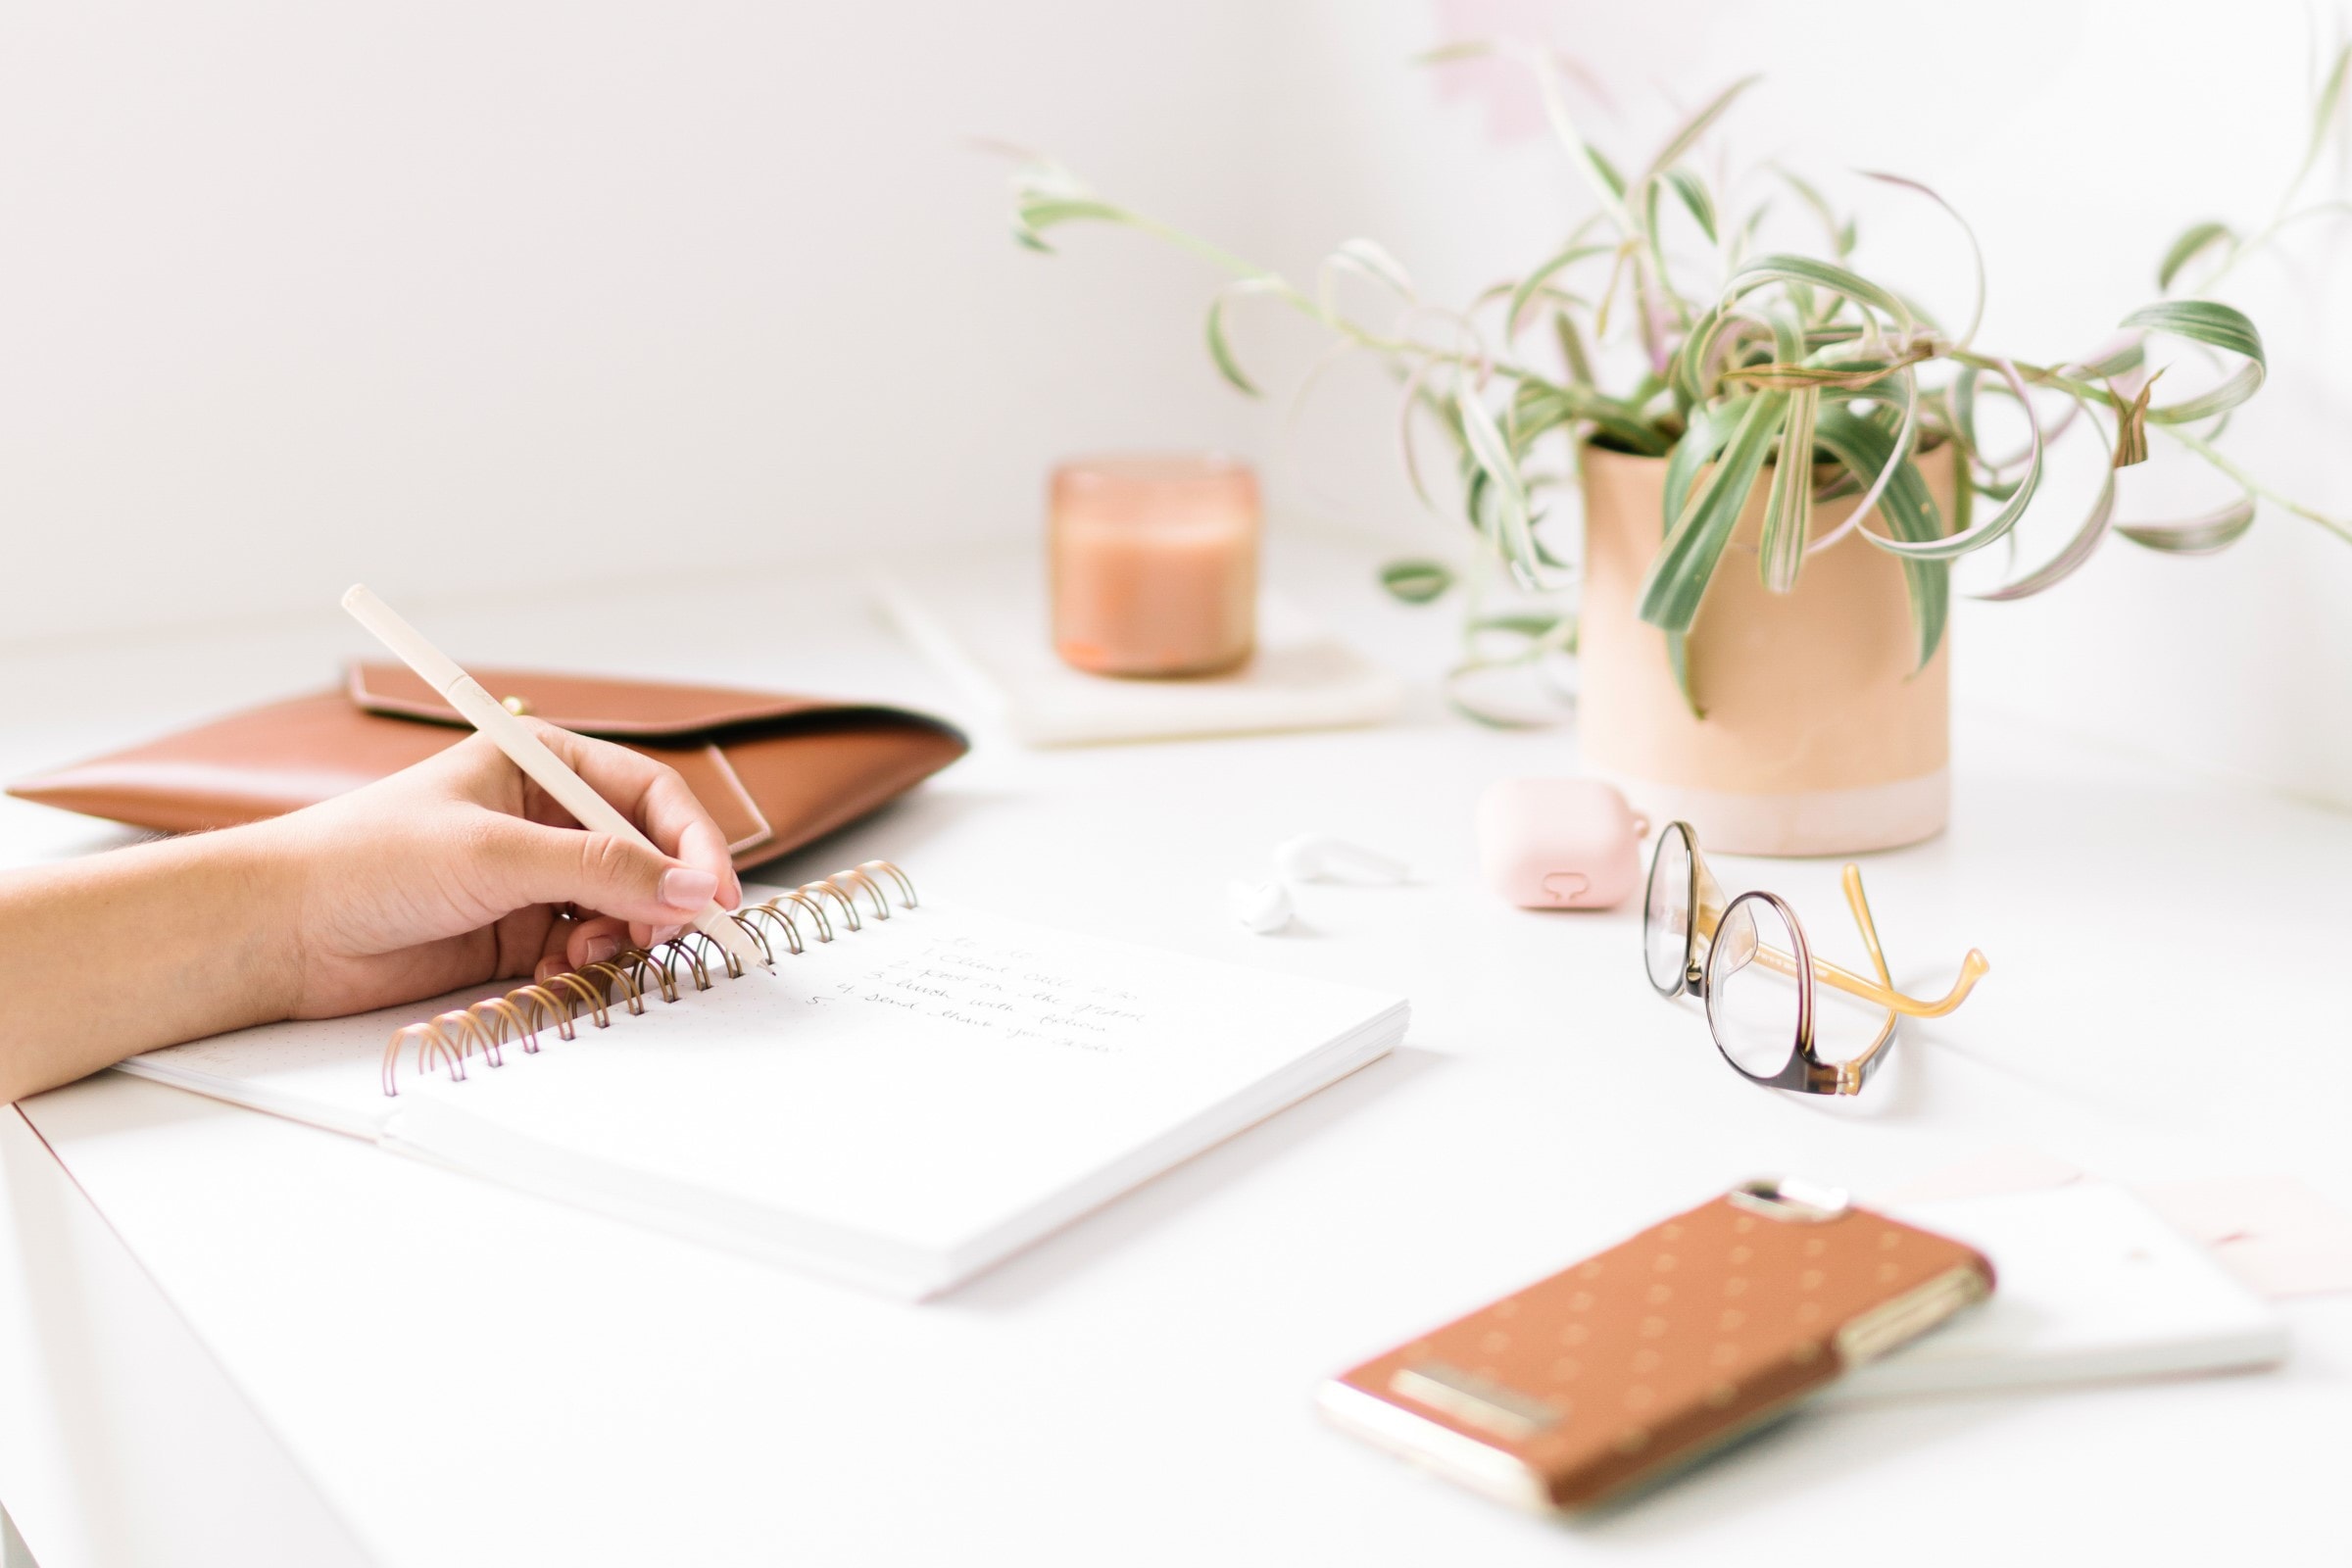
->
[[1050, 453, 1259, 677]]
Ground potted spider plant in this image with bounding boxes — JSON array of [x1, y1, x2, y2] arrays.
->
[[993, 47, 2350, 854]]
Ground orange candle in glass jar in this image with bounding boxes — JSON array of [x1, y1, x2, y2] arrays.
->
[[1051, 454, 1259, 677]]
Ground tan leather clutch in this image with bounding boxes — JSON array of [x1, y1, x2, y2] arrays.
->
[[7, 663, 968, 872]]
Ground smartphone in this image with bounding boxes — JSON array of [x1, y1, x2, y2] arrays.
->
[[1318, 1179, 1994, 1514]]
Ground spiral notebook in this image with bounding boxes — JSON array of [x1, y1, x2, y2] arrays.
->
[[117, 864, 1407, 1298]]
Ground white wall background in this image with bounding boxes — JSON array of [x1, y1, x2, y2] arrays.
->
[[0, 1, 1271, 638], [5, 0, 2348, 809]]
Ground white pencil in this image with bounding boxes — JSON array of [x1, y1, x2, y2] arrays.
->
[[341, 583, 768, 975]]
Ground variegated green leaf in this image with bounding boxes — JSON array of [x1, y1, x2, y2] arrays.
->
[[2116, 495, 2257, 554], [1951, 368, 1980, 455], [1638, 76, 1759, 192], [1856, 359, 2042, 561], [2297, 44, 2352, 190], [1515, 381, 1671, 456], [1666, 628, 1702, 718], [1667, 300, 1727, 409], [1505, 242, 1612, 338], [2122, 299, 2264, 361], [1973, 399, 2118, 601], [1587, 144, 1629, 201], [2156, 221, 2234, 291], [1758, 387, 1818, 592], [1013, 196, 1131, 249], [1553, 310, 1596, 386], [1808, 366, 1919, 550], [1882, 456, 1951, 669], [1470, 612, 1575, 641], [1380, 559, 1457, 603], [1727, 255, 1913, 335], [1664, 167, 1718, 243], [1205, 278, 1281, 396], [1324, 237, 1416, 302], [1663, 399, 1738, 526], [1638, 392, 1788, 633], [1456, 382, 1541, 584], [2121, 300, 2266, 424], [1947, 450, 1976, 537], [1655, 405, 1734, 716], [1809, 408, 1949, 666]]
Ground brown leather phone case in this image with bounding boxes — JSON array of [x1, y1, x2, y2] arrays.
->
[[7, 663, 967, 873], [1320, 1183, 1993, 1514]]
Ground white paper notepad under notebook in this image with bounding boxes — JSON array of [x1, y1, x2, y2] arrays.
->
[[119, 877, 1406, 1298], [874, 550, 1404, 746]]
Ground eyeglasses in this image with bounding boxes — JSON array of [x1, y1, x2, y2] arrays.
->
[[1642, 821, 1989, 1095]]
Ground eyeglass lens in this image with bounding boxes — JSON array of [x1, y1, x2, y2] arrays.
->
[[1705, 896, 1802, 1078], [1642, 828, 1692, 993]]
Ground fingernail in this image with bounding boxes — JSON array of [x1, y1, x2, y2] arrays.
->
[[580, 934, 619, 966], [535, 956, 564, 984], [659, 867, 719, 909], [653, 923, 683, 945]]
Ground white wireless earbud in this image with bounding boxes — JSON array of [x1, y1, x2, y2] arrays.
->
[[1273, 834, 1408, 886], [1227, 880, 1296, 934]]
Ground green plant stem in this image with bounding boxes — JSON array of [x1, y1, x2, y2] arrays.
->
[[1094, 203, 1533, 382], [1944, 348, 2118, 410], [2163, 425, 2352, 545]]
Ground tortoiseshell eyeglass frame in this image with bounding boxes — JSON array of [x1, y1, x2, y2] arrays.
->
[[1642, 820, 1990, 1096]]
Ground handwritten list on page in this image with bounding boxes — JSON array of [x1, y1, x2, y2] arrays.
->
[[393, 900, 1404, 1268], [819, 929, 1151, 1054]]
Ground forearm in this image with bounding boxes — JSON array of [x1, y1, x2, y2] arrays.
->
[[0, 829, 299, 1102], [0, 727, 738, 1104]]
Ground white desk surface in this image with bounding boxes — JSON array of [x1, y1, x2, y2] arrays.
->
[[2, 540, 2347, 1567]]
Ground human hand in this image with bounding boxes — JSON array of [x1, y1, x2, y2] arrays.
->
[[251, 725, 743, 1020]]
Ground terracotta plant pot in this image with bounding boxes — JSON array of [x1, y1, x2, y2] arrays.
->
[[1577, 441, 1956, 856]]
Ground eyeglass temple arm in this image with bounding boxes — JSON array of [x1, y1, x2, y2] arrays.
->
[[1826, 867, 1903, 1093], [1841, 864, 1897, 987], [1744, 866, 1989, 1018]]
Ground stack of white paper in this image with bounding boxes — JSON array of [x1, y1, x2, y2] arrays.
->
[[873, 550, 1404, 746]]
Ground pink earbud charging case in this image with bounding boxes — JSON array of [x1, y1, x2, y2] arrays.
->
[[1475, 778, 1649, 910]]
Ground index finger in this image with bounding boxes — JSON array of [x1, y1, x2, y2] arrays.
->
[[519, 720, 742, 907]]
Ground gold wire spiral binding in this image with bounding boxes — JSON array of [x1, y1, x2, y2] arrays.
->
[[855, 859, 919, 910], [772, 887, 835, 942], [674, 927, 746, 981], [621, 947, 681, 1004], [377, 860, 917, 1097], [807, 878, 863, 932], [738, 901, 805, 956], [726, 912, 775, 966]]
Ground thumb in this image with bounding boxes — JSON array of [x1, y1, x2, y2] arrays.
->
[[474, 816, 722, 930]]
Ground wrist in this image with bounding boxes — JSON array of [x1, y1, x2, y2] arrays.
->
[[185, 818, 312, 1029]]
